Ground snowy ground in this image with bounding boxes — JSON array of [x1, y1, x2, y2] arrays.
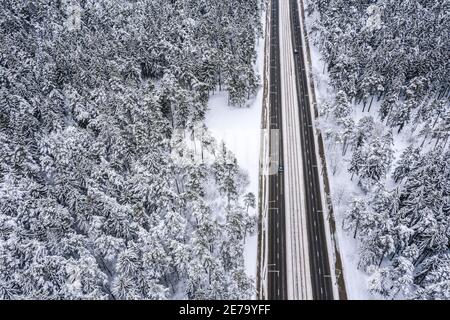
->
[[205, 35, 265, 281], [305, 27, 374, 299], [300, 4, 369, 299], [304, 4, 416, 299]]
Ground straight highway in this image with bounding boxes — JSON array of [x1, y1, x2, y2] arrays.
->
[[264, 0, 335, 300]]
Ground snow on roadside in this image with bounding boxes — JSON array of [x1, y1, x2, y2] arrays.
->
[[205, 29, 265, 281], [304, 3, 418, 299], [303, 6, 371, 299]]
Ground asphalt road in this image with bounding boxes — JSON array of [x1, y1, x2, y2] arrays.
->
[[289, 0, 334, 300], [267, 0, 287, 300], [266, 0, 334, 300]]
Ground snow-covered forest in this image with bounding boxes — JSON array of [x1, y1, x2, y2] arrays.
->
[[307, 0, 450, 299], [0, 0, 263, 299]]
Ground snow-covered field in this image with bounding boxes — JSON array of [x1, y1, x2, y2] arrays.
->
[[205, 32, 265, 280]]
